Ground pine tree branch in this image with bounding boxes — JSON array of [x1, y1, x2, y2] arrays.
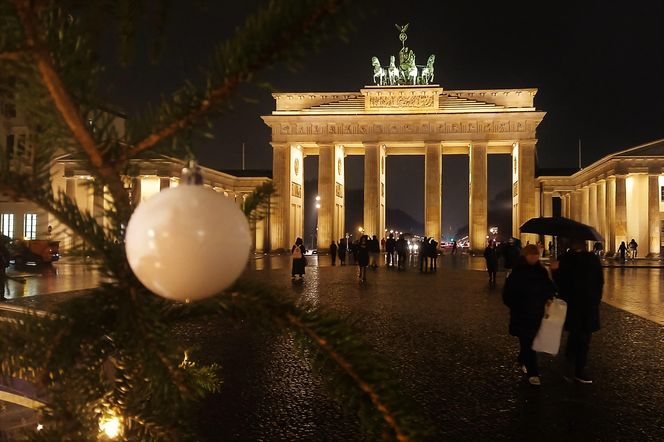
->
[[12, 0, 131, 220], [285, 312, 412, 442], [129, 0, 347, 157], [0, 51, 23, 60]]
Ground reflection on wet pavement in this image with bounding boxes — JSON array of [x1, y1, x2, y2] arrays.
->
[[3, 259, 101, 300], [253, 253, 664, 326]]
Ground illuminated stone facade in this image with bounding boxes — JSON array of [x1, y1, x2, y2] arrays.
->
[[0, 104, 271, 251], [263, 85, 546, 251], [538, 138, 664, 256]]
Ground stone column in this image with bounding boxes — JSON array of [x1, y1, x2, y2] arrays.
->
[[589, 183, 598, 229], [159, 177, 170, 191], [606, 176, 616, 254], [469, 142, 488, 251], [615, 175, 627, 248], [581, 186, 590, 225], [363, 144, 385, 238], [648, 173, 661, 257], [317, 143, 335, 250], [597, 180, 607, 243], [514, 140, 537, 244], [333, 145, 345, 242], [542, 191, 553, 248], [269, 143, 304, 251], [424, 143, 442, 241]]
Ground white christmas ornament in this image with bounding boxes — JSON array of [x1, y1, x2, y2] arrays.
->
[[125, 170, 251, 302]]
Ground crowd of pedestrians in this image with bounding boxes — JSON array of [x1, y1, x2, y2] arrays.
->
[[290, 231, 605, 387]]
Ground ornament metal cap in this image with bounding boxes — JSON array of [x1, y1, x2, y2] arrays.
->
[[181, 160, 203, 185]]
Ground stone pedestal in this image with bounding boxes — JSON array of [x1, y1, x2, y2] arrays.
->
[[363, 144, 385, 238], [424, 143, 442, 241], [469, 142, 487, 251], [647, 174, 661, 257]]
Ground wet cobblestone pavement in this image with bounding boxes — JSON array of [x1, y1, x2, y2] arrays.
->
[[2, 255, 664, 441], [183, 255, 664, 441]]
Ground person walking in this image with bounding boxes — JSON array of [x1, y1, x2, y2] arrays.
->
[[451, 240, 457, 255], [338, 238, 347, 265], [503, 238, 520, 273], [628, 238, 638, 260], [291, 237, 306, 279], [396, 234, 408, 270], [385, 233, 396, 267], [357, 235, 370, 282], [552, 238, 603, 384], [484, 240, 499, 284], [370, 235, 380, 269], [618, 241, 627, 264], [330, 241, 338, 266], [502, 244, 556, 386]]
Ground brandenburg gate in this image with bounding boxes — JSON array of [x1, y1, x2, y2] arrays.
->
[[262, 25, 545, 251]]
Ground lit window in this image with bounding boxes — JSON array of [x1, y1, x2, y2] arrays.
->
[[24, 213, 37, 239], [660, 185, 664, 202], [1, 213, 14, 238]]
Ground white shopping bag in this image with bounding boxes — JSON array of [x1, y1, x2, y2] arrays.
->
[[532, 298, 567, 355]]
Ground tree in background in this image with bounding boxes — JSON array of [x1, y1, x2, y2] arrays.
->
[[0, 0, 423, 440]]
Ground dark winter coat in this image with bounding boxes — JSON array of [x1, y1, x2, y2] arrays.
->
[[386, 238, 396, 253], [291, 244, 306, 275], [357, 243, 370, 267], [502, 259, 556, 337], [483, 246, 498, 272], [330, 243, 338, 256], [503, 244, 520, 269], [553, 251, 603, 333]]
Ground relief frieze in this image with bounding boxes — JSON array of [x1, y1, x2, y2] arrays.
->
[[274, 119, 537, 136]]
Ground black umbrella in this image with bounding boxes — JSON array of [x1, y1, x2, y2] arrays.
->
[[520, 216, 604, 242]]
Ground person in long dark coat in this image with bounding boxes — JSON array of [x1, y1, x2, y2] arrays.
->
[[396, 235, 407, 270], [330, 241, 338, 266], [429, 238, 438, 271], [483, 241, 498, 284], [552, 239, 604, 384], [291, 237, 306, 279], [503, 238, 520, 271], [385, 233, 396, 267], [357, 235, 370, 282], [419, 237, 429, 272], [338, 238, 347, 265], [617, 241, 627, 263], [503, 245, 556, 385]]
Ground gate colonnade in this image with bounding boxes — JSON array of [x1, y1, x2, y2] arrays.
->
[[262, 85, 545, 252]]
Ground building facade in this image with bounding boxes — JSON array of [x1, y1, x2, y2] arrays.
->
[[1, 92, 272, 252], [538, 139, 664, 256], [262, 85, 546, 251]]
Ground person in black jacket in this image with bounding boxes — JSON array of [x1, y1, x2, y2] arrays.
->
[[552, 239, 604, 384], [338, 238, 347, 265], [484, 240, 498, 284], [503, 244, 556, 385], [291, 238, 306, 279], [385, 233, 396, 267], [329, 241, 338, 266]]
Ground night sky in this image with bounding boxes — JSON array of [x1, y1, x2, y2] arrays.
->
[[106, 0, 664, 236]]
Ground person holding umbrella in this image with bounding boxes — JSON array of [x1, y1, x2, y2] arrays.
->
[[551, 238, 604, 384]]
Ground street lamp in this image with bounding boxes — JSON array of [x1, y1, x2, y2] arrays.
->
[[358, 226, 364, 233]]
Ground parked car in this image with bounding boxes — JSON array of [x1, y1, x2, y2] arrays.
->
[[9, 239, 60, 267]]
